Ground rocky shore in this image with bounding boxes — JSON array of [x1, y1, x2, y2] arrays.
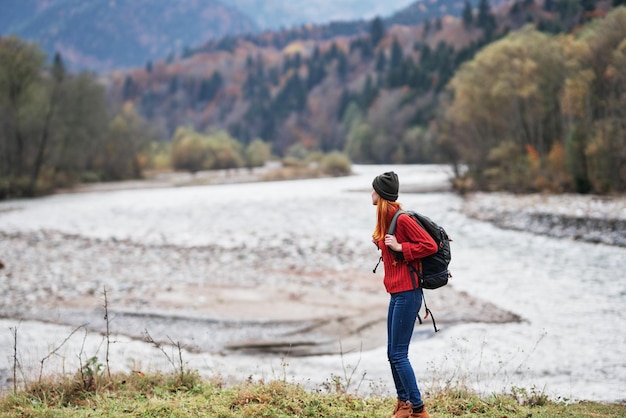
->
[[1, 178, 622, 362], [0, 227, 518, 360], [1, 170, 623, 397], [461, 192, 626, 247]]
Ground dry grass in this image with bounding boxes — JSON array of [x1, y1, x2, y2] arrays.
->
[[1, 370, 625, 417]]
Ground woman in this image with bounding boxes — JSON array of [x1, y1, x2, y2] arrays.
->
[[372, 171, 437, 418]]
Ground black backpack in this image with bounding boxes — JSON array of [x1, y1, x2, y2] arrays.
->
[[388, 210, 452, 331]]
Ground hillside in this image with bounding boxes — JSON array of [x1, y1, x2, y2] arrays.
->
[[2, 0, 623, 197], [0, 0, 426, 71], [0, 0, 258, 71], [105, 0, 534, 151]]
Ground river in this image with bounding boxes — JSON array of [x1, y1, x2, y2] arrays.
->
[[0, 164, 624, 403]]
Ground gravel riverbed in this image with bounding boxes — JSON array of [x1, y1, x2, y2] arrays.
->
[[0, 166, 623, 401], [462, 192, 626, 247]]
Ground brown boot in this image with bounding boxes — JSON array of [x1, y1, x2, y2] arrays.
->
[[409, 405, 430, 418], [392, 400, 412, 418], [392, 399, 404, 415]]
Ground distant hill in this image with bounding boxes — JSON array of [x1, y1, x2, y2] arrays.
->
[[228, 0, 417, 30], [0, 0, 258, 71], [0, 0, 421, 71]]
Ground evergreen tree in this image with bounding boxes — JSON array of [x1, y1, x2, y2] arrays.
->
[[360, 75, 379, 109], [243, 73, 257, 99], [478, 0, 491, 26], [375, 50, 387, 72], [123, 76, 137, 100], [306, 61, 326, 90], [581, 0, 596, 11], [419, 44, 433, 70], [168, 76, 179, 94], [477, 0, 497, 38], [422, 19, 431, 39], [274, 73, 306, 116], [390, 38, 403, 69], [463, 1, 474, 28], [326, 42, 340, 62], [510, 1, 521, 16], [337, 89, 352, 121], [337, 52, 349, 80], [350, 37, 374, 59], [435, 17, 443, 31], [52, 52, 66, 83], [370, 16, 385, 47], [198, 72, 223, 102]]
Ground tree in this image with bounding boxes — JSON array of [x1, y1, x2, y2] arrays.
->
[[422, 19, 431, 39], [345, 122, 374, 162], [444, 27, 568, 190], [0, 37, 137, 197], [390, 38, 404, 69], [435, 18, 443, 31], [30, 51, 67, 192], [337, 52, 349, 80], [477, 0, 497, 38], [360, 75, 379, 109], [370, 17, 385, 47], [375, 50, 387, 72], [571, 7, 626, 191], [98, 103, 149, 180], [463, 1, 474, 28], [244, 138, 272, 169], [54, 73, 109, 180], [171, 127, 209, 173], [0, 37, 45, 184]]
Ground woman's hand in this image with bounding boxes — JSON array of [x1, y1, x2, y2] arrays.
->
[[384, 234, 402, 252]]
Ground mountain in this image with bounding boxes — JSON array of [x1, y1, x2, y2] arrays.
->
[[104, 0, 618, 159], [0, 0, 258, 71], [0, 0, 420, 71], [228, 0, 417, 30]]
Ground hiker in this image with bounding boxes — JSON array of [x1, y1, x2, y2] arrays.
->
[[371, 171, 437, 418]]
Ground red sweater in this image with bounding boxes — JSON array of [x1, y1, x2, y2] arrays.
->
[[376, 213, 438, 294]]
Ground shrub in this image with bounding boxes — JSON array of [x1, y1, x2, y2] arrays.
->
[[320, 152, 352, 176]]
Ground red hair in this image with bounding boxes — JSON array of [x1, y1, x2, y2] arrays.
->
[[372, 198, 402, 241]]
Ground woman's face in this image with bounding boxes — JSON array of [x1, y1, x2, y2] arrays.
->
[[371, 189, 379, 206]]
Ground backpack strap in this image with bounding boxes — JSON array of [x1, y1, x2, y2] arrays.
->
[[389, 209, 440, 332], [388, 209, 406, 236], [388, 210, 408, 262], [408, 264, 440, 333]]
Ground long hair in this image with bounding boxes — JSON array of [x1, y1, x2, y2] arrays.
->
[[372, 198, 402, 242]]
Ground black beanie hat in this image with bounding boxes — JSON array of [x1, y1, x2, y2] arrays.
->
[[372, 171, 399, 202]]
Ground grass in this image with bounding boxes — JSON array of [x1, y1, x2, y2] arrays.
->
[[1, 371, 624, 417], [3, 292, 623, 417]]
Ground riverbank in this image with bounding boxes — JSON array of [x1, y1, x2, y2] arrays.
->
[[59, 167, 626, 248], [461, 192, 626, 247], [1, 165, 624, 403], [3, 371, 626, 416]]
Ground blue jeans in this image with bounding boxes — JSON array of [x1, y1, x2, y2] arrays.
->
[[387, 290, 424, 408]]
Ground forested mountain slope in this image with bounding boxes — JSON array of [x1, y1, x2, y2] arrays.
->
[[1, 0, 623, 198], [107, 0, 572, 153], [0, 0, 507, 71], [106, 0, 624, 194]]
